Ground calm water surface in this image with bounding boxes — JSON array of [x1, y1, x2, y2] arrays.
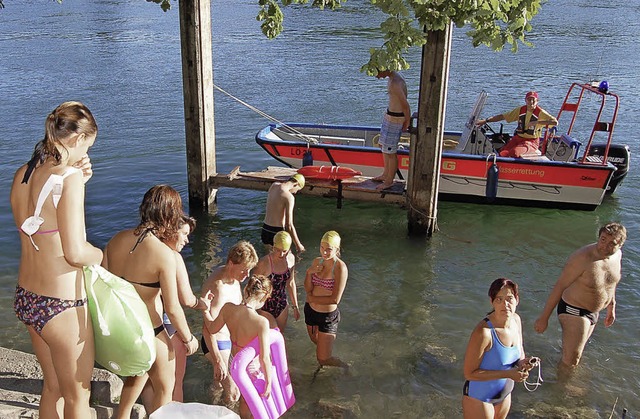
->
[[1, 0, 638, 417]]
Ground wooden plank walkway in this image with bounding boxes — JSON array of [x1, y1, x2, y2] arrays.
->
[[208, 166, 407, 208]]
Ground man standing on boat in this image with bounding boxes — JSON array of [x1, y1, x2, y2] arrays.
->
[[373, 70, 411, 190], [533, 222, 626, 378], [477, 91, 557, 158], [262, 174, 306, 253]]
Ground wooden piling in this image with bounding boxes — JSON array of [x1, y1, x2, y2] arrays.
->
[[407, 24, 452, 236], [179, 0, 217, 210]]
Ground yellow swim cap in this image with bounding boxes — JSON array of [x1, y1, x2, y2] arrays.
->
[[321, 230, 341, 248], [273, 231, 292, 251], [290, 173, 305, 189]]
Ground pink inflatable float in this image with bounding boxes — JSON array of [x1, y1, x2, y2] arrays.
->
[[230, 328, 295, 419]]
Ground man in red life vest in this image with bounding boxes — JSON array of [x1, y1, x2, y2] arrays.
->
[[477, 91, 558, 158]]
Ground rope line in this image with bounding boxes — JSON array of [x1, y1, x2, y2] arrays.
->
[[407, 200, 439, 231], [213, 84, 318, 145]]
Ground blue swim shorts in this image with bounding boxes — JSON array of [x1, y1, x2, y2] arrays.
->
[[378, 113, 404, 154]]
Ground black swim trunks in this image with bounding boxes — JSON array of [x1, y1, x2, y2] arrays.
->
[[557, 297, 599, 326], [304, 303, 340, 334], [261, 223, 285, 246]]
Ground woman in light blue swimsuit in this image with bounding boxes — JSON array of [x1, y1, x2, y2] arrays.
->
[[11, 102, 103, 418], [462, 278, 537, 419]]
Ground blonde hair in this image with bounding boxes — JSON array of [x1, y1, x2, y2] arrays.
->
[[321, 230, 341, 248], [273, 231, 292, 251]]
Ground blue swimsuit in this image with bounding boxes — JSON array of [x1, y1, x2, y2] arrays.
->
[[463, 318, 521, 404]]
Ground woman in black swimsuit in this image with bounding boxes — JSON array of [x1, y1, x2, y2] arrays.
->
[[103, 185, 199, 418]]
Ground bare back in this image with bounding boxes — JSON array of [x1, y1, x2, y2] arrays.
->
[[562, 243, 623, 312], [263, 182, 293, 227], [202, 267, 243, 340], [103, 229, 175, 326], [11, 162, 90, 300], [220, 303, 270, 352]]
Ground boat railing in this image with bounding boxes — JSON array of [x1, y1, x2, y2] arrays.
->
[[554, 82, 619, 166]]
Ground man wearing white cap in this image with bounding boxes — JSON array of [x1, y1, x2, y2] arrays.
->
[[477, 91, 558, 158], [262, 174, 306, 253]]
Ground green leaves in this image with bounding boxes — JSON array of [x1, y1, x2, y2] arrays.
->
[[254, 0, 543, 73], [143, 0, 543, 75], [146, 0, 172, 12], [256, 0, 344, 38], [257, 0, 545, 75]]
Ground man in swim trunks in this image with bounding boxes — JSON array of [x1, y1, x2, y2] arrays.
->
[[372, 70, 411, 190], [262, 174, 305, 253], [534, 222, 626, 378], [201, 241, 258, 405]]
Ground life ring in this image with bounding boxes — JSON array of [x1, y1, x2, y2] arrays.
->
[[230, 329, 295, 419], [297, 165, 362, 180]]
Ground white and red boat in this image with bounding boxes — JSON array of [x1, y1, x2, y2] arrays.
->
[[255, 82, 630, 210]]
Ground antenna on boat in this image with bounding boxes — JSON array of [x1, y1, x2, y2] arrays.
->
[[213, 84, 319, 145], [586, 52, 605, 88]]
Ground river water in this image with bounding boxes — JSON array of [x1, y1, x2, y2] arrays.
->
[[1, 0, 638, 417]]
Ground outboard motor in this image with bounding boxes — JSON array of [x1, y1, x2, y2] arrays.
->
[[587, 144, 630, 194]]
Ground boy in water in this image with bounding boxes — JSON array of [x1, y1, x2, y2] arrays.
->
[[201, 241, 259, 405], [262, 174, 306, 253]]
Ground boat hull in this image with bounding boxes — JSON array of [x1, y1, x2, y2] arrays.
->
[[256, 123, 618, 210]]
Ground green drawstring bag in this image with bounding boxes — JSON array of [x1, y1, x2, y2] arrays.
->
[[84, 265, 156, 376]]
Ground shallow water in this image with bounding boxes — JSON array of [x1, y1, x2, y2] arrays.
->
[[1, 0, 639, 417]]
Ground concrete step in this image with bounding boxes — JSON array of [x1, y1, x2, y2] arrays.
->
[[0, 346, 146, 419]]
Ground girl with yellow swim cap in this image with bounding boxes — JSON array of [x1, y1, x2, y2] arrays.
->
[[253, 231, 300, 331], [303, 230, 349, 369]]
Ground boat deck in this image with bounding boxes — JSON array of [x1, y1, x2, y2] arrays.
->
[[208, 166, 407, 208]]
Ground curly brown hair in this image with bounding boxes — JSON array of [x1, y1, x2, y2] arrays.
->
[[134, 185, 185, 242]]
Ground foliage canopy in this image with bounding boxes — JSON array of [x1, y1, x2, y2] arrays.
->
[[156, 0, 545, 75]]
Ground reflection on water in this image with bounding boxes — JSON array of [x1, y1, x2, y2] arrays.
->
[[1, 0, 639, 417]]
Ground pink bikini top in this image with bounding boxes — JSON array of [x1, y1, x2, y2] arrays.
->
[[20, 167, 80, 251], [311, 259, 336, 292]]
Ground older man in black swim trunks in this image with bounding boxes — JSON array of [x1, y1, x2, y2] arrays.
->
[[534, 222, 626, 378]]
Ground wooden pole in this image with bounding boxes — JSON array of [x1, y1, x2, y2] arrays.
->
[[179, 0, 217, 210], [407, 24, 452, 236]]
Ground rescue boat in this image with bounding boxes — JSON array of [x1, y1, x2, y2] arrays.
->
[[255, 82, 630, 210]]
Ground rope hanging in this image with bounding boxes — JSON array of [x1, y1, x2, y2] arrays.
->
[[213, 84, 318, 145]]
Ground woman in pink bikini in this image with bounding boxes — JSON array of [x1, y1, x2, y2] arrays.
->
[[253, 230, 300, 331], [11, 101, 103, 418], [304, 230, 349, 369]]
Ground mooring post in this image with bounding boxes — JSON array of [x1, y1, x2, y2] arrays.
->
[[179, 0, 217, 210], [407, 24, 452, 236]]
